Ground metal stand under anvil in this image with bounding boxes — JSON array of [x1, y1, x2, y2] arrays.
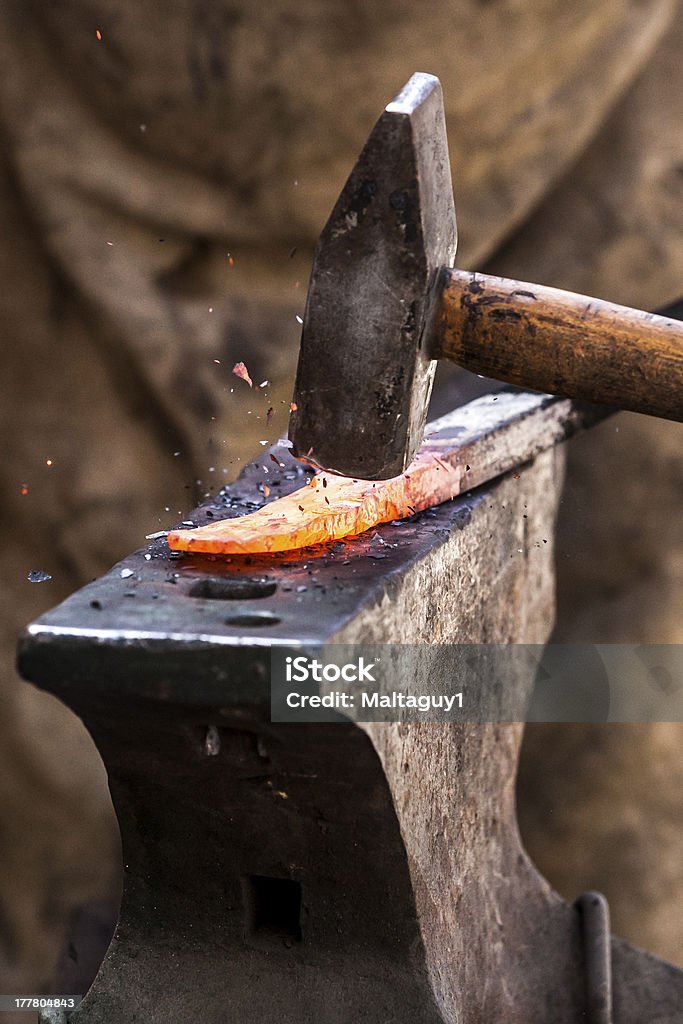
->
[[19, 393, 683, 1023]]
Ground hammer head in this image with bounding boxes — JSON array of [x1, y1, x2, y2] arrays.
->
[[289, 73, 457, 480]]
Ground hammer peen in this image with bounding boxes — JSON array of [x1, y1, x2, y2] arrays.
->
[[289, 72, 683, 480]]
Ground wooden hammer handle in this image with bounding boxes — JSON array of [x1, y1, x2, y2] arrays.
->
[[432, 269, 683, 420]]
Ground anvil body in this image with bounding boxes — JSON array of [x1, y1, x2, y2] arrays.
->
[[18, 391, 683, 1024]]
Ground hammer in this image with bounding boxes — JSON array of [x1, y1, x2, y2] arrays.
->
[[289, 73, 683, 480]]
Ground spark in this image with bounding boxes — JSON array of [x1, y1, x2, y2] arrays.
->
[[45, 459, 53, 466], [232, 362, 253, 387], [20, 484, 28, 496], [95, 29, 102, 41], [295, 314, 303, 324]]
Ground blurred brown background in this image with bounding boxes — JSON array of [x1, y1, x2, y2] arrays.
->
[[0, 0, 681, 1013]]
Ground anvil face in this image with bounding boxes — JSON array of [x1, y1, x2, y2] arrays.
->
[[289, 73, 457, 480]]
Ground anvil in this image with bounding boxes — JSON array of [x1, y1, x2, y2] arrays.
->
[[19, 385, 683, 1023]]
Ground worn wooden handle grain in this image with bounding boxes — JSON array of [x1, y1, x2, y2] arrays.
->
[[430, 269, 683, 421]]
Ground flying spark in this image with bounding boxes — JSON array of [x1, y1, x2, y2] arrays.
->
[[232, 362, 253, 387]]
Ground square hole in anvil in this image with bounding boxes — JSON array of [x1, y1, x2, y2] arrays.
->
[[242, 875, 303, 946]]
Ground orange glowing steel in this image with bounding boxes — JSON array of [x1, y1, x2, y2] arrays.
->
[[167, 437, 468, 556]]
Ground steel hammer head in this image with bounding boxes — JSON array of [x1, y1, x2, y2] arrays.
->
[[289, 73, 457, 479]]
